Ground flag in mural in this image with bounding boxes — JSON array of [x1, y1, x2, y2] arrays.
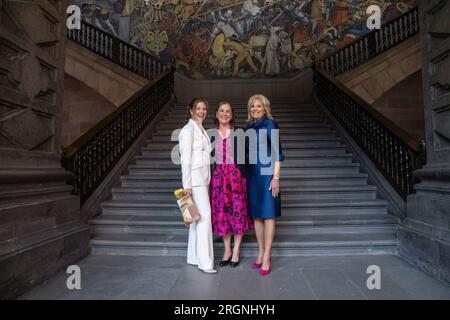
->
[[70, 0, 419, 79]]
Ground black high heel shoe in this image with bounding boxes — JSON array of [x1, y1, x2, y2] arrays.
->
[[230, 259, 240, 268], [219, 257, 231, 267]]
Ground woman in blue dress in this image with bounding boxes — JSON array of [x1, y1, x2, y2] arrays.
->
[[246, 94, 284, 276]]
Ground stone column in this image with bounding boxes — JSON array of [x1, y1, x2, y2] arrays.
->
[[0, 0, 90, 298], [398, 0, 450, 285]]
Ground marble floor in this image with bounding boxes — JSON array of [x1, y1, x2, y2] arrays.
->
[[19, 254, 450, 300]]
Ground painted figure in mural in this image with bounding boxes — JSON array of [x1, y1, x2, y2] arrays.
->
[[149, 0, 166, 22], [208, 8, 261, 77], [278, 30, 293, 71], [323, 0, 334, 26], [96, 7, 119, 36], [242, 0, 262, 17], [80, 3, 98, 24], [247, 33, 269, 66], [210, 11, 240, 41], [210, 33, 234, 74], [79, 3, 118, 37], [112, 0, 134, 42], [233, 13, 260, 42], [310, 0, 322, 21], [261, 26, 281, 75], [281, 0, 319, 39], [347, 0, 358, 14], [215, 8, 257, 44], [184, 0, 197, 16], [224, 38, 258, 76]]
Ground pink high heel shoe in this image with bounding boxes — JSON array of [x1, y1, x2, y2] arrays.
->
[[259, 259, 271, 276], [251, 262, 262, 269]]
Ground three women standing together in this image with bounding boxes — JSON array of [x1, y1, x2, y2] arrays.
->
[[178, 95, 284, 275]]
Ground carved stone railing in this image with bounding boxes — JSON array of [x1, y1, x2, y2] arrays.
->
[[67, 19, 169, 80], [314, 69, 426, 200], [319, 7, 419, 77], [61, 70, 174, 205]]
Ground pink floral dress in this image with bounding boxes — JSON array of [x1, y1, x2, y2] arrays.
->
[[210, 128, 253, 236]]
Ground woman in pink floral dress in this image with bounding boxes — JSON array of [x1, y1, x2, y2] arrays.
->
[[210, 101, 253, 268]]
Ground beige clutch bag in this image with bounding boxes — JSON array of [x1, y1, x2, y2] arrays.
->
[[174, 188, 201, 226]]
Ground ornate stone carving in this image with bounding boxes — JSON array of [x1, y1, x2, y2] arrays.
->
[[3, 0, 60, 58], [0, 108, 53, 150], [427, 0, 450, 50]]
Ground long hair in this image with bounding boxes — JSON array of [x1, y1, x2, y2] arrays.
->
[[186, 98, 209, 119], [214, 101, 235, 126], [247, 94, 273, 122]]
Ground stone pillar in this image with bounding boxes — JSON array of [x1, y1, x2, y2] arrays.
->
[[398, 0, 450, 285], [0, 0, 90, 298]]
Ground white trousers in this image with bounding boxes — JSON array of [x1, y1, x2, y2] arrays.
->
[[187, 185, 214, 270]]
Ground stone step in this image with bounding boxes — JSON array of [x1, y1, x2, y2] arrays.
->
[[0, 184, 74, 201], [140, 147, 348, 158], [161, 117, 326, 126], [101, 203, 387, 217], [91, 212, 396, 235], [149, 134, 339, 143], [167, 106, 319, 113], [111, 185, 377, 201], [159, 119, 331, 127], [161, 116, 325, 124], [164, 107, 321, 114], [201, 121, 330, 128], [127, 163, 360, 174], [120, 173, 370, 188], [154, 127, 336, 136], [164, 108, 321, 114], [100, 198, 388, 216], [170, 103, 318, 112], [112, 185, 376, 194], [144, 140, 344, 150], [135, 154, 354, 166], [91, 232, 398, 256]]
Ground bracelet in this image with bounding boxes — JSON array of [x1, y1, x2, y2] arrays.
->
[[273, 176, 280, 180]]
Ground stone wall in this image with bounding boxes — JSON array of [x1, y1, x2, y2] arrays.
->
[[337, 34, 422, 105], [373, 71, 425, 139], [174, 68, 314, 106], [61, 75, 116, 147], [65, 41, 148, 106], [398, 0, 450, 286], [0, 0, 91, 299]]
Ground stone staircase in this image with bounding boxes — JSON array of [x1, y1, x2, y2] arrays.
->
[[90, 103, 399, 257]]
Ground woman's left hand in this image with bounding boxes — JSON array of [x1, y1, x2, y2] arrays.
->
[[269, 178, 280, 197]]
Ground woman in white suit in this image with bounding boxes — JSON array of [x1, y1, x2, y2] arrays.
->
[[178, 98, 217, 273]]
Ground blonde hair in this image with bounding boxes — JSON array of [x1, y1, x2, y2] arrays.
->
[[247, 94, 273, 122]]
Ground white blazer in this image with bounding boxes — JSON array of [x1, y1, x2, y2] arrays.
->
[[179, 119, 212, 188]]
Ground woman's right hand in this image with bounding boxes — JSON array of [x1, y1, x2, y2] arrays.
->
[[184, 188, 193, 196]]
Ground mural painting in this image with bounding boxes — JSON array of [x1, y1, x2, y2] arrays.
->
[[70, 0, 419, 79]]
